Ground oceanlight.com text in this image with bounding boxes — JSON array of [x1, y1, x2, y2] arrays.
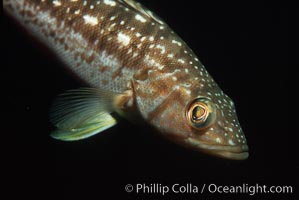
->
[[124, 183, 293, 196]]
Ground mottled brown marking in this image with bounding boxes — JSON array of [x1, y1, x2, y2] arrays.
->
[[99, 66, 109, 73]]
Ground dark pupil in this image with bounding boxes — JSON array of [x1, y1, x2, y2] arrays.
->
[[192, 106, 205, 121]]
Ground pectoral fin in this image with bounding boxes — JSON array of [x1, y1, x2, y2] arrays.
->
[[51, 112, 117, 141], [50, 88, 118, 141]]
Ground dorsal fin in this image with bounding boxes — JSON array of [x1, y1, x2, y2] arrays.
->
[[118, 0, 164, 25]]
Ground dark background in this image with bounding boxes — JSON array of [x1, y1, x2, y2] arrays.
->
[[3, 0, 296, 199]]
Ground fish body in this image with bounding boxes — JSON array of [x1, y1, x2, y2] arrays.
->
[[4, 0, 249, 160]]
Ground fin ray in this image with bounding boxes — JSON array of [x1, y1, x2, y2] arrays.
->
[[50, 88, 118, 141], [51, 112, 117, 141]]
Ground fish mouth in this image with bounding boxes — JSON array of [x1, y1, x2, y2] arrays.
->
[[185, 138, 249, 160]]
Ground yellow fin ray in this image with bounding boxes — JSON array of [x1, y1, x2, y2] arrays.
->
[[51, 112, 117, 141], [49, 88, 118, 141]]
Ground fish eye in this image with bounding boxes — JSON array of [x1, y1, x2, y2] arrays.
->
[[186, 97, 216, 130]]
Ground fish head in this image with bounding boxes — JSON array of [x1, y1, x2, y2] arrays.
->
[[133, 67, 248, 160], [182, 90, 249, 160]]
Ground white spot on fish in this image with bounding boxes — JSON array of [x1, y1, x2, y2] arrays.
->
[[127, 48, 132, 54], [149, 36, 154, 41], [185, 89, 191, 95], [83, 15, 98, 26], [120, 20, 125, 25], [174, 85, 180, 90], [172, 40, 182, 46], [74, 9, 80, 15], [117, 32, 131, 46], [135, 32, 141, 37], [136, 43, 142, 49], [167, 54, 174, 58], [178, 59, 185, 64], [172, 76, 177, 81], [53, 0, 61, 6], [104, 0, 116, 6], [133, 52, 138, 58], [230, 101, 235, 107], [140, 36, 146, 42], [216, 138, 222, 143], [98, 50, 120, 69], [156, 44, 166, 54], [135, 14, 147, 23], [228, 139, 235, 146], [107, 23, 116, 31], [144, 55, 164, 70]]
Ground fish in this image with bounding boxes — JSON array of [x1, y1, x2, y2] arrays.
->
[[4, 0, 249, 160]]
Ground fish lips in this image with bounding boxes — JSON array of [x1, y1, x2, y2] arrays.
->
[[185, 138, 249, 160]]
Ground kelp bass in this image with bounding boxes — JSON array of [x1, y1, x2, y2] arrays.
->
[[4, 0, 248, 160]]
